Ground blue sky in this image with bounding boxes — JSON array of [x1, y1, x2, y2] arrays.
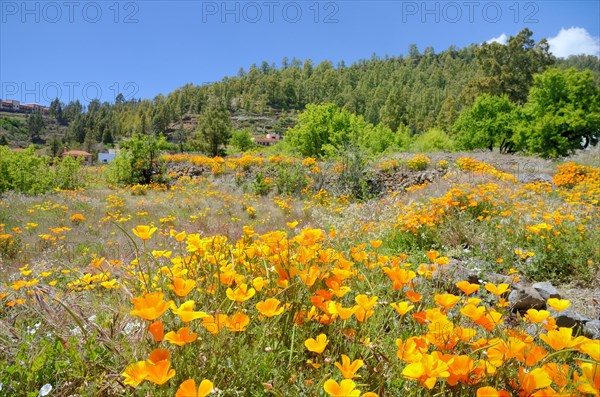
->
[[1, 1, 599, 105]]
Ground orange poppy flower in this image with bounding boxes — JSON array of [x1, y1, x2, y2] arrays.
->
[[256, 298, 285, 317], [412, 311, 428, 325], [517, 367, 552, 396], [523, 344, 547, 367], [402, 352, 450, 389], [396, 337, 427, 363], [226, 312, 250, 332], [574, 362, 600, 396], [168, 277, 197, 298], [171, 300, 208, 323], [251, 276, 268, 291], [456, 280, 480, 295], [164, 327, 198, 346], [578, 340, 600, 361], [539, 327, 575, 350], [476, 386, 510, 397], [355, 294, 378, 310], [225, 283, 256, 302], [323, 379, 361, 397], [132, 225, 157, 241], [406, 290, 423, 303], [148, 348, 170, 364], [145, 359, 176, 385], [130, 292, 172, 321], [525, 309, 551, 323], [353, 306, 375, 323], [460, 304, 485, 322], [542, 363, 570, 388], [475, 309, 503, 331], [434, 293, 461, 311], [170, 230, 186, 242], [390, 301, 414, 316], [334, 354, 364, 379], [202, 314, 228, 335], [305, 333, 329, 354], [484, 283, 510, 296], [176, 379, 213, 397], [122, 361, 148, 387], [546, 298, 571, 312], [369, 240, 382, 249], [382, 266, 416, 291], [328, 301, 356, 321], [446, 354, 475, 386], [148, 320, 164, 342]]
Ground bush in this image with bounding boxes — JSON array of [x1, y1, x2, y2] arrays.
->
[[286, 103, 406, 158], [407, 154, 431, 171], [106, 133, 168, 186], [0, 146, 84, 194], [230, 129, 257, 152], [410, 128, 455, 152]]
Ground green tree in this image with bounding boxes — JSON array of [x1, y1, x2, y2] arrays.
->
[[63, 100, 83, 122], [452, 94, 518, 152], [49, 98, 63, 122], [49, 137, 61, 157], [102, 129, 114, 145], [230, 129, 256, 152], [469, 28, 554, 104], [379, 87, 407, 132], [360, 122, 411, 153], [27, 112, 45, 141], [193, 101, 232, 157], [151, 98, 171, 135], [0, 134, 8, 146], [287, 103, 405, 157], [106, 133, 168, 185], [286, 103, 357, 158], [516, 68, 599, 157], [70, 114, 86, 143]]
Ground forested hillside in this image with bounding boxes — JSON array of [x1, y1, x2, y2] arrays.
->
[[1, 29, 598, 157]]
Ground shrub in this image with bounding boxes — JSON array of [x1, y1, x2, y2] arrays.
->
[[410, 128, 455, 152], [0, 146, 84, 194], [106, 133, 168, 186], [230, 129, 257, 152], [436, 159, 449, 170], [274, 163, 310, 196], [407, 154, 431, 171]]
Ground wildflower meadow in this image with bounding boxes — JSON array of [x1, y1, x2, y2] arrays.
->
[[0, 152, 598, 396]]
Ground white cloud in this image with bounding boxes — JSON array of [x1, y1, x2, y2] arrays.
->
[[548, 27, 600, 58], [487, 33, 508, 45]]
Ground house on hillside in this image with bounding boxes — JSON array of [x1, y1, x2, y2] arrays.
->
[[62, 150, 93, 164], [0, 100, 20, 111], [254, 133, 282, 147], [98, 149, 118, 164], [21, 103, 49, 114], [0, 100, 49, 114]]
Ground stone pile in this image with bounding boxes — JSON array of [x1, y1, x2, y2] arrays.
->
[[434, 260, 599, 340]]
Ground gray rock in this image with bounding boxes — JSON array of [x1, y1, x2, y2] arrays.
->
[[486, 272, 513, 285], [532, 282, 561, 301], [509, 286, 546, 311], [432, 259, 479, 294], [583, 320, 600, 340], [551, 308, 590, 334]]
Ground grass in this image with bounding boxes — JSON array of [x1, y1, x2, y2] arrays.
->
[[0, 152, 598, 396]]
